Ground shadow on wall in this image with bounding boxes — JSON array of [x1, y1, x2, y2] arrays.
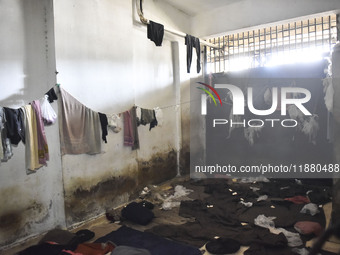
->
[[1, 0, 54, 106]]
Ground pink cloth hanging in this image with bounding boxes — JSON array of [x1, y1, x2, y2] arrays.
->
[[31, 100, 49, 165]]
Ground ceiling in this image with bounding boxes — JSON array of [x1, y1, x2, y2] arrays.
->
[[157, 0, 241, 16]]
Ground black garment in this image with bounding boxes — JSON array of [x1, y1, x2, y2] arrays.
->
[[18, 108, 25, 144], [98, 112, 108, 143], [185, 34, 201, 73], [3, 107, 22, 145], [131, 106, 139, 150], [121, 202, 154, 225], [95, 225, 202, 255], [147, 20, 164, 46], [205, 238, 241, 254], [18, 242, 77, 255], [45, 87, 58, 103]]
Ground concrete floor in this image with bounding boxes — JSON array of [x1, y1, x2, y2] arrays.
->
[[3, 176, 340, 255]]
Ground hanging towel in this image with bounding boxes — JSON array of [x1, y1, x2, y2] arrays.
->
[[45, 87, 58, 103], [59, 88, 101, 155], [147, 20, 164, 47], [22, 105, 42, 172], [32, 100, 49, 165], [123, 110, 134, 147], [123, 107, 139, 150], [185, 34, 201, 73], [98, 112, 108, 143]]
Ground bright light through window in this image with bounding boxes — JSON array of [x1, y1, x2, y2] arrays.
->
[[206, 14, 337, 73]]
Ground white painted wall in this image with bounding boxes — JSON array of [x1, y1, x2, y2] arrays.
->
[[0, 0, 198, 249], [192, 0, 340, 37], [0, 0, 65, 248], [53, 0, 195, 226]]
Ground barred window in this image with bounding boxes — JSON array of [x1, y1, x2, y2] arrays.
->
[[206, 14, 338, 73]]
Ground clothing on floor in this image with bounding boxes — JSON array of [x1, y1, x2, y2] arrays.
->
[[74, 242, 115, 255], [59, 88, 101, 155], [121, 202, 154, 225], [205, 238, 241, 254], [39, 229, 77, 245], [22, 105, 42, 172], [123, 107, 139, 150], [3, 107, 23, 145], [18, 242, 78, 255], [99, 112, 108, 143], [111, 245, 151, 255], [185, 34, 201, 73], [95, 225, 202, 255], [32, 100, 49, 165], [147, 20, 164, 46], [147, 179, 329, 254], [45, 87, 58, 103], [294, 221, 323, 236], [284, 196, 311, 204]]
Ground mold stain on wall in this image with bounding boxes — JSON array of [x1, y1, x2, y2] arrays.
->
[[0, 199, 49, 246], [64, 150, 178, 226], [64, 173, 138, 226], [137, 150, 177, 186]]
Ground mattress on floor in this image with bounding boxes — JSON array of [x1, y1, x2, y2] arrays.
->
[[95, 225, 202, 255]]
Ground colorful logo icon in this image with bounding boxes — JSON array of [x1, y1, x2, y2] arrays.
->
[[196, 82, 222, 106]]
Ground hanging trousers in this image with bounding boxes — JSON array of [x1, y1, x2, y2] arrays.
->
[[185, 34, 201, 73]]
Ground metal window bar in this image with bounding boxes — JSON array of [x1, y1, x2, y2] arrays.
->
[[207, 14, 337, 73]]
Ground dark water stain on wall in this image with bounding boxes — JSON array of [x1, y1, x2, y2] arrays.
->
[[65, 175, 138, 226], [180, 145, 190, 175], [65, 150, 178, 226], [0, 201, 48, 246], [137, 150, 177, 186]]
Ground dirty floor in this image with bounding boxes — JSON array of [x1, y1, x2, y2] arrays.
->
[[3, 176, 340, 255]]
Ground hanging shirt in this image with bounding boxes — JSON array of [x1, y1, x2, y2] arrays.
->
[[59, 88, 101, 155]]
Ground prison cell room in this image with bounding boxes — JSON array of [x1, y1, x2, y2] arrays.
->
[[0, 0, 340, 255]]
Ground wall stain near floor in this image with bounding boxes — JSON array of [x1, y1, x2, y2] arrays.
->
[[180, 145, 190, 175], [137, 150, 177, 186], [64, 150, 178, 227], [0, 200, 48, 247], [64, 175, 138, 226]]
